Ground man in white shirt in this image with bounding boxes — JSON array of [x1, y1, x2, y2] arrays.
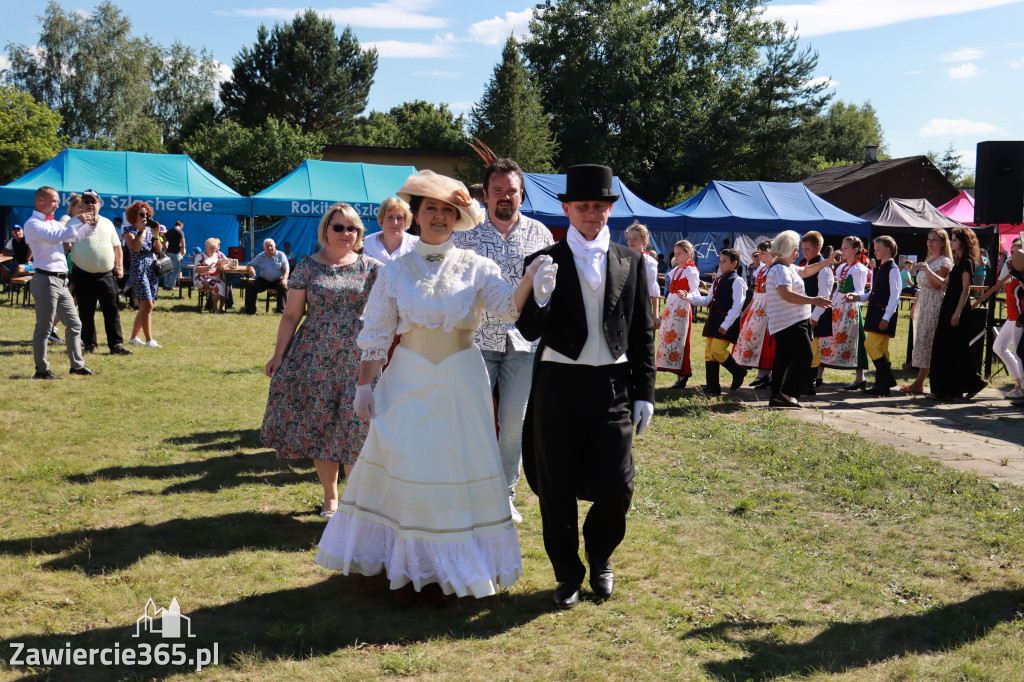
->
[[517, 164, 656, 609], [23, 186, 99, 379], [68, 190, 132, 356], [452, 158, 554, 524]]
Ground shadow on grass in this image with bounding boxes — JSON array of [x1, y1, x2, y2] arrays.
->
[[1, 577, 547, 680], [164, 429, 264, 451], [688, 587, 1024, 680], [66, 450, 311, 495], [0, 511, 320, 574]]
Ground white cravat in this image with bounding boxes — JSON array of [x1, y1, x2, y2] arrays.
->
[[566, 226, 609, 291]]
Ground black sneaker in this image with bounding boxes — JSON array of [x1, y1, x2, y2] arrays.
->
[[33, 369, 61, 380], [69, 366, 99, 376], [47, 332, 62, 344], [110, 344, 134, 355]]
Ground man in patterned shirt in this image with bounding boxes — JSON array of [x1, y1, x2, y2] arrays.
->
[[452, 158, 554, 524]]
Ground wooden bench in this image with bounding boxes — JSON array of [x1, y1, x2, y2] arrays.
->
[[8, 275, 32, 306]]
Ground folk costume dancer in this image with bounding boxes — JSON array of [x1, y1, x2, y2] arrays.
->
[[517, 164, 656, 610], [848, 236, 901, 396], [656, 240, 699, 389], [732, 241, 775, 388], [798, 231, 836, 394], [821, 237, 870, 389], [688, 248, 747, 395]]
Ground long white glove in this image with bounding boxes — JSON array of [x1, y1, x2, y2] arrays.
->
[[526, 255, 557, 306], [353, 384, 375, 421], [632, 400, 654, 435]]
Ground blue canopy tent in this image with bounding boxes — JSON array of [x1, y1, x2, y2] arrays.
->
[[521, 173, 685, 256], [668, 181, 871, 273], [250, 161, 418, 260], [0, 149, 250, 250]]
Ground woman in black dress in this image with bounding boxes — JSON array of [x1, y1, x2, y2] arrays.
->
[[924, 226, 987, 401]]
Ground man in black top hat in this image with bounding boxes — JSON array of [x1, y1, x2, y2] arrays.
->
[[517, 164, 656, 609]]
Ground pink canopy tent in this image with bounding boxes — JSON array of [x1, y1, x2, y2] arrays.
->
[[937, 191, 1022, 252]]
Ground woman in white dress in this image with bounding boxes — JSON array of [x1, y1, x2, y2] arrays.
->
[[361, 196, 419, 265], [315, 170, 556, 606], [902, 228, 953, 393]]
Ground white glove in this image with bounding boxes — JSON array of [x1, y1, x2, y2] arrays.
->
[[353, 384, 375, 421], [526, 255, 557, 305], [632, 400, 654, 435]]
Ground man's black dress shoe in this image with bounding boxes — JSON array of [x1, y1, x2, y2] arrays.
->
[[83, 344, 97, 354], [590, 566, 615, 600], [841, 380, 867, 391], [69, 366, 99, 376], [33, 369, 61, 380], [110, 344, 133, 355], [553, 581, 581, 609]]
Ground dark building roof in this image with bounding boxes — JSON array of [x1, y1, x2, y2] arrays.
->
[[802, 156, 960, 218]]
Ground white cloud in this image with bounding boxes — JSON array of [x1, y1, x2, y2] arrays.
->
[[447, 101, 475, 113], [222, 2, 448, 30], [364, 40, 455, 58], [213, 60, 233, 91], [762, 0, 1024, 37], [940, 47, 984, 62], [468, 10, 533, 45], [947, 63, 979, 78], [920, 118, 998, 136], [805, 76, 838, 89], [0, 55, 10, 73], [413, 70, 461, 79]]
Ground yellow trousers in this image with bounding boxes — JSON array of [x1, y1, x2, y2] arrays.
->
[[705, 337, 732, 363], [864, 331, 890, 361]]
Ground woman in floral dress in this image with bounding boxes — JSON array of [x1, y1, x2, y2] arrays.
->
[[820, 236, 870, 389], [193, 238, 228, 312], [657, 240, 699, 389], [732, 240, 775, 388], [902, 228, 952, 393], [262, 203, 382, 518]]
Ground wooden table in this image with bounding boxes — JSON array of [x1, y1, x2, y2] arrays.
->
[[0, 255, 12, 265]]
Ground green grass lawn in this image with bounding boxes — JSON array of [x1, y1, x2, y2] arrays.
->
[[1, 293, 1022, 681]]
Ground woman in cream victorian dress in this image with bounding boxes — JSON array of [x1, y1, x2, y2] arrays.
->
[[316, 171, 556, 603]]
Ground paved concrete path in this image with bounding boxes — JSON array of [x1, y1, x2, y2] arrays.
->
[[741, 385, 1024, 486]]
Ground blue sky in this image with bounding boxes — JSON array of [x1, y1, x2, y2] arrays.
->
[[2, 0, 1022, 176]]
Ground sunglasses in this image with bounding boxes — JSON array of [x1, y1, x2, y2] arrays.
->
[[330, 223, 359, 234], [83, 198, 98, 204]]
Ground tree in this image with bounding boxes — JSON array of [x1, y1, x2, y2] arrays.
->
[[221, 10, 377, 142], [468, 37, 557, 174], [349, 101, 466, 150], [522, 0, 768, 203], [929, 143, 966, 185], [812, 100, 886, 165], [181, 117, 324, 196], [0, 84, 64, 184], [724, 20, 833, 181], [6, 0, 160, 150], [153, 41, 220, 147]]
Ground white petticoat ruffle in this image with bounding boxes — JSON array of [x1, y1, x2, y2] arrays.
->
[[315, 512, 522, 598]]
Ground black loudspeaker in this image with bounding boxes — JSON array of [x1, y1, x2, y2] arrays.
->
[[975, 141, 1024, 225]]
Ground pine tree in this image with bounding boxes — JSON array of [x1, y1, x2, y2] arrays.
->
[[469, 37, 558, 174]]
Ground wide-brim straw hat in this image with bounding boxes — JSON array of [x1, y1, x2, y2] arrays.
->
[[397, 170, 485, 232]]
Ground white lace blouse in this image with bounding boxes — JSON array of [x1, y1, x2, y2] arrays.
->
[[356, 239, 520, 361]]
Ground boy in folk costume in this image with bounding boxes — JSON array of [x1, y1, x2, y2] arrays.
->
[[657, 240, 700, 389], [732, 240, 775, 389], [798, 231, 835, 394], [688, 248, 747, 395], [847, 235, 901, 395]]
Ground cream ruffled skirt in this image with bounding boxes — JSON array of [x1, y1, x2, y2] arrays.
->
[[315, 344, 522, 597]]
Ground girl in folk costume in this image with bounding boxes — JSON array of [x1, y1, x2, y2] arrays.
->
[[688, 248, 747, 395], [847, 235, 902, 396], [732, 240, 776, 388], [798, 232, 836, 394], [821, 236, 870, 390], [657, 240, 699, 389], [993, 239, 1024, 398]]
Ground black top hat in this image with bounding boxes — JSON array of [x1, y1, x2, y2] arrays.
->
[[557, 164, 620, 202]]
